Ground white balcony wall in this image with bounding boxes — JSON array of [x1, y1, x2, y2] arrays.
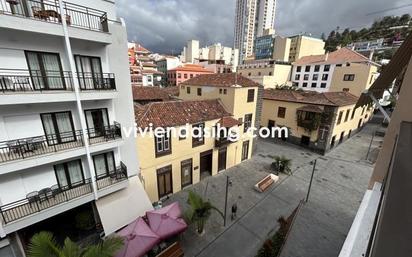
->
[[0, 100, 114, 142], [0, 147, 121, 205], [0, 29, 110, 72], [291, 64, 335, 92]]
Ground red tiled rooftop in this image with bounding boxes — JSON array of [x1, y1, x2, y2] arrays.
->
[[181, 73, 261, 88], [293, 47, 375, 66], [132, 86, 175, 101], [169, 64, 213, 73], [135, 99, 231, 128], [263, 89, 358, 107]]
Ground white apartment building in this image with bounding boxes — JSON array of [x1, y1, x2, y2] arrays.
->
[[291, 48, 379, 95], [234, 0, 276, 63], [0, 1, 152, 256], [255, 0, 276, 37], [234, 0, 258, 63], [181, 40, 239, 71]]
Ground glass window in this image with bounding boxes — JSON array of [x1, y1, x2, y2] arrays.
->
[[93, 152, 115, 177], [247, 89, 255, 102], [305, 66, 311, 72], [155, 131, 171, 157], [324, 65, 330, 71], [54, 160, 84, 188], [192, 123, 205, 147], [313, 74, 318, 80], [322, 74, 329, 81], [311, 83, 317, 88], [314, 65, 320, 72], [296, 66, 301, 72], [244, 114, 253, 133], [197, 88, 202, 96], [302, 82, 308, 87], [277, 107, 286, 118], [181, 159, 192, 187], [304, 74, 309, 80]]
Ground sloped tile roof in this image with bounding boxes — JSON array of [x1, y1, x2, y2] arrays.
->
[[181, 73, 261, 88], [135, 99, 232, 128], [132, 86, 173, 101], [169, 64, 213, 73], [293, 47, 375, 66], [217, 116, 242, 128], [263, 89, 358, 107]]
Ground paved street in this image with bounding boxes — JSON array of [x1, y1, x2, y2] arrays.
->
[[164, 123, 382, 257]]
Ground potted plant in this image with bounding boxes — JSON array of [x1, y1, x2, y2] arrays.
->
[[271, 156, 292, 175], [185, 191, 223, 235]]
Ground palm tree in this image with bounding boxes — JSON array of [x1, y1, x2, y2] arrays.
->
[[27, 231, 123, 257], [185, 191, 223, 234], [271, 156, 292, 175]]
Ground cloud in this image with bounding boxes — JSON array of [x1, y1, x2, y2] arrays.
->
[[116, 0, 412, 53]]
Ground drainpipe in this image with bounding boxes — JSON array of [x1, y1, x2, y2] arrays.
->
[[58, 0, 99, 199]]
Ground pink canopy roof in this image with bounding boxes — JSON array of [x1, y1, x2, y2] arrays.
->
[[115, 217, 160, 257], [146, 202, 187, 240]]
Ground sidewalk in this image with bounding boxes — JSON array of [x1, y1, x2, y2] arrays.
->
[[164, 123, 380, 257]]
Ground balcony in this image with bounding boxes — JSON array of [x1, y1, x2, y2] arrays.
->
[[0, 69, 116, 93], [0, 122, 122, 164], [215, 137, 236, 147], [0, 0, 108, 32], [0, 162, 128, 225], [0, 69, 74, 92]]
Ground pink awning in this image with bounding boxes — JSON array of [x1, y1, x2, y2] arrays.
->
[[115, 217, 160, 257], [146, 202, 188, 240]]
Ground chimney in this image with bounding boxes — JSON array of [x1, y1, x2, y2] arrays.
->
[[325, 52, 329, 61]]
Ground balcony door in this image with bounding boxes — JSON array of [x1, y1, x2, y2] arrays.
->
[[41, 111, 76, 145], [84, 109, 109, 138], [54, 160, 85, 189], [157, 165, 173, 199], [93, 152, 115, 178], [25, 51, 66, 90], [242, 140, 249, 161], [75, 55, 103, 89]]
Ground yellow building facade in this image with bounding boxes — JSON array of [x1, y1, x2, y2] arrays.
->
[[288, 35, 326, 62], [261, 89, 374, 153], [237, 61, 292, 88], [136, 74, 259, 202], [330, 63, 380, 97]]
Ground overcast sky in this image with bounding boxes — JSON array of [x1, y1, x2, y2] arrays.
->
[[116, 0, 412, 54]]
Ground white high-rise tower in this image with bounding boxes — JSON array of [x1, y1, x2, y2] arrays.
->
[[234, 0, 276, 63]]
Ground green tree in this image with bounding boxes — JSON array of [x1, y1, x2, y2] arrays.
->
[[185, 191, 223, 234], [27, 231, 123, 257]]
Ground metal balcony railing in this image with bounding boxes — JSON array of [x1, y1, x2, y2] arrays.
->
[[0, 69, 116, 93], [96, 161, 128, 190], [0, 162, 128, 224], [0, 0, 109, 32], [0, 69, 74, 92], [0, 122, 122, 163], [78, 72, 116, 91], [0, 179, 93, 224]]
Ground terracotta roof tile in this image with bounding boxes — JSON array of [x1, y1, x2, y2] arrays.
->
[[293, 47, 373, 66], [263, 89, 358, 107], [217, 116, 242, 128], [169, 64, 213, 73], [181, 73, 261, 88], [132, 86, 174, 101], [135, 99, 232, 128]]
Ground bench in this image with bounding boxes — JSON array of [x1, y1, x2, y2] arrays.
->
[[156, 242, 184, 257], [254, 174, 279, 193]]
